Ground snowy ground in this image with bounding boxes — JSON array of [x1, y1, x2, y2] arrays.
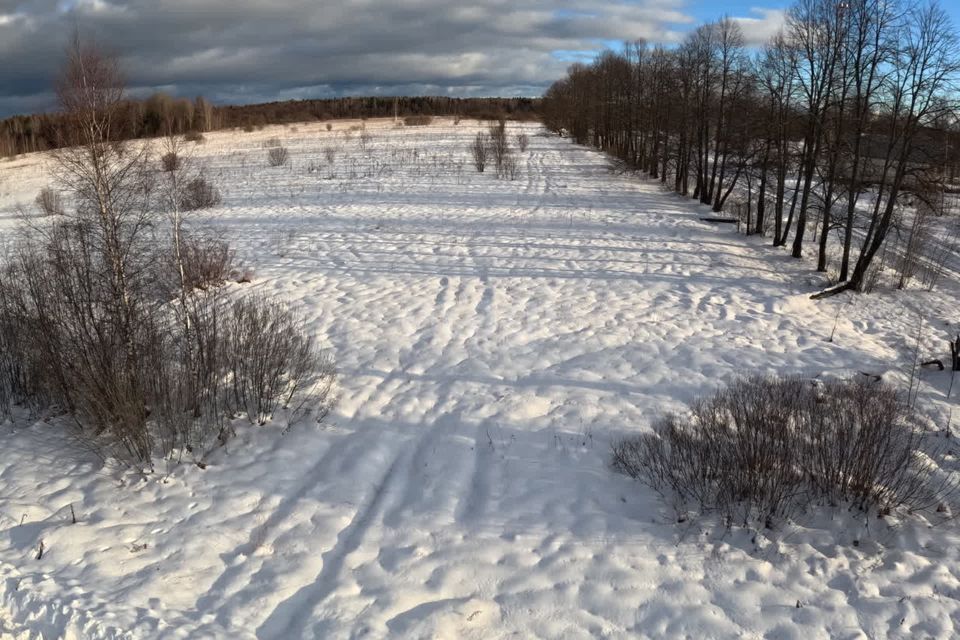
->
[[1, 119, 959, 639]]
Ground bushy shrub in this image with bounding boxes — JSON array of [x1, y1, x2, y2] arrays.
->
[[0, 231, 335, 466], [404, 115, 433, 126], [181, 235, 234, 291], [267, 146, 289, 167], [161, 152, 180, 172], [0, 41, 335, 468], [223, 296, 334, 425], [35, 187, 64, 216], [0, 262, 46, 414], [501, 153, 520, 180], [160, 290, 335, 453], [489, 119, 511, 177], [612, 376, 947, 525], [472, 133, 488, 172], [0, 224, 161, 462], [180, 176, 221, 210]]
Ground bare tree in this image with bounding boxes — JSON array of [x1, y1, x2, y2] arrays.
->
[[0, 37, 333, 465], [839, 2, 960, 293], [47, 35, 159, 459], [489, 119, 509, 172], [754, 34, 797, 238], [541, 0, 958, 297]]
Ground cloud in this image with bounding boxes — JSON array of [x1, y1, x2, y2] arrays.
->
[[732, 8, 787, 46], [0, 0, 783, 117]]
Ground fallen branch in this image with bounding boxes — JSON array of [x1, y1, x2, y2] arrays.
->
[[699, 217, 738, 224], [811, 280, 851, 300]]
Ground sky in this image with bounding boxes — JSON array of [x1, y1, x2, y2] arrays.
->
[[0, 0, 951, 118]]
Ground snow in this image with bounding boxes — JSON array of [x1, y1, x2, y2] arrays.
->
[[0, 118, 958, 639]]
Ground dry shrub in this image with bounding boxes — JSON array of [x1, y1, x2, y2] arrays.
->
[[181, 235, 234, 291], [267, 146, 289, 167], [404, 115, 433, 126], [501, 153, 520, 180], [0, 262, 46, 414], [242, 124, 256, 133], [184, 131, 205, 143], [35, 187, 64, 216], [0, 228, 335, 466], [326, 123, 333, 131], [222, 296, 335, 425], [262, 137, 282, 149], [180, 176, 221, 210], [161, 152, 180, 172], [323, 146, 336, 164], [517, 133, 530, 152], [359, 130, 373, 149], [612, 376, 949, 526], [157, 290, 336, 454], [0, 224, 159, 462], [472, 133, 488, 172], [0, 38, 335, 468], [489, 119, 510, 174]]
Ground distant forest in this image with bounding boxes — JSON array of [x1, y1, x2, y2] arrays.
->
[[0, 95, 540, 157]]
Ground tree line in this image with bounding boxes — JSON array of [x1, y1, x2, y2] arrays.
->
[[0, 94, 217, 157], [217, 96, 540, 128], [542, 0, 960, 294], [0, 94, 539, 158]]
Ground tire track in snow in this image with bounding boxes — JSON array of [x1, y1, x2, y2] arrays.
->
[[400, 275, 458, 375], [517, 149, 548, 225], [422, 273, 481, 376], [381, 407, 466, 528], [257, 264, 494, 635], [456, 423, 494, 525], [256, 448, 408, 639], [258, 409, 476, 635], [383, 271, 493, 526], [192, 427, 391, 623], [456, 274, 498, 526]]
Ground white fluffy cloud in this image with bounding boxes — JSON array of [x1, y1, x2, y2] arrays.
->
[[732, 8, 787, 46]]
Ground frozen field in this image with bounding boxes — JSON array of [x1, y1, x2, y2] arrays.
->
[[1, 119, 959, 639]]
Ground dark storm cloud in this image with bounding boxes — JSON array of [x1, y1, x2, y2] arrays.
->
[[0, 0, 784, 116]]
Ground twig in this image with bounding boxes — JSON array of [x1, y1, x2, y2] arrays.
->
[[907, 314, 924, 409]]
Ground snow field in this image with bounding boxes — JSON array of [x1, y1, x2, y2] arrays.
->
[[0, 118, 958, 638]]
